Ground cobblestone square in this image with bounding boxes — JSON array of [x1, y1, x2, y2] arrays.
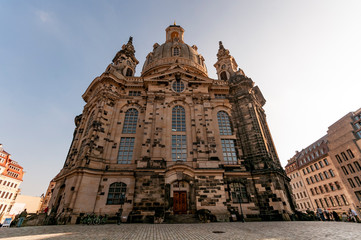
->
[[1, 222, 360, 240]]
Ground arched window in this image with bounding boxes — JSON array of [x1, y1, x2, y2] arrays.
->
[[217, 111, 232, 135], [220, 71, 228, 80], [172, 106, 186, 132], [126, 68, 133, 76], [106, 182, 127, 205], [84, 112, 95, 136], [173, 47, 180, 56], [122, 108, 138, 134]]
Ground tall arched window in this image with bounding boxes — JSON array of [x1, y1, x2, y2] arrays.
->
[[122, 108, 138, 134], [217, 111, 232, 135], [84, 111, 95, 136], [106, 182, 127, 205], [172, 106, 186, 161], [172, 106, 186, 132]]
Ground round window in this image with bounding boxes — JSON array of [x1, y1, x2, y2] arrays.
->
[[172, 80, 185, 93]]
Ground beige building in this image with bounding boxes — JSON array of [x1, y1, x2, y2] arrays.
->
[[48, 24, 294, 224], [10, 195, 42, 215], [286, 108, 361, 216], [327, 108, 361, 213], [0, 144, 24, 223]]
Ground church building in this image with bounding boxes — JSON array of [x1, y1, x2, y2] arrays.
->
[[48, 24, 294, 223]]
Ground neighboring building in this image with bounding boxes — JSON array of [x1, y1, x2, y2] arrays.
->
[[0, 144, 24, 223], [48, 24, 294, 224], [286, 153, 313, 212], [9, 195, 42, 215], [286, 108, 361, 216], [40, 181, 56, 212], [327, 108, 361, 212]]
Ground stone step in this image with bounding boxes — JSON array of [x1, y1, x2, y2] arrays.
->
[[164, 214, 201, 224]]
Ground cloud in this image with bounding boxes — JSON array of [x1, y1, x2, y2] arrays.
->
[[35, 10, 52, 23]]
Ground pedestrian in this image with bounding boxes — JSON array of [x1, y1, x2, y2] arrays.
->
[[349, 208, 360, 223], [317, 207, 325, 221], [332, 211, 340, 221], [116, 208, 122, 225], [324, 209, 330, 221], [341, 212, 348, 222], [17, 209, 27, 227]]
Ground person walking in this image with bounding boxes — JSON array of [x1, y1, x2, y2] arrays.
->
[[116, 209, 122, 225], [16, 209, 27, 227], [349, 208, 360, 223], [317, 207, 325, 221]]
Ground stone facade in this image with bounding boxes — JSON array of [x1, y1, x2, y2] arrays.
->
[[48, 24, 294, 223]]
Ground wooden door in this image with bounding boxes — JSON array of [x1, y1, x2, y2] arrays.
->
[[173, 191, 187, 214]]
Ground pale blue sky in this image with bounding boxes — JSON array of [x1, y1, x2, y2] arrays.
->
[[1, 1, 360, 196]]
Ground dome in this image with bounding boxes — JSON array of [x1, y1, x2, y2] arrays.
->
[[141, 25, 208, 77]]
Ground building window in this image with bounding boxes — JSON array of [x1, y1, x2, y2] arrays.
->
[[323, 159, 329, 166], [172, 106, 186, 131], [324, 198, 330, 207], [230, 183, 248, 203], [310, 165, 315, 172], [354, 176, 361, 187], [215, 94, 226, 99], [106, 182, 126, 205], [319, 161, 324, 168], [341, 152, 349, 161], [310, 176, 315, 184], [306, 178, 310, 185], [319, 186, 324, 194], [341, 194, 349, 205], [335, 181, 341, 190], [341, 166, 349, 175], [221, 139, 237, 164], [347, 149, 354, 159], [310, 189, 314, 195], [172, 80, 185, 93], [354, 161, 361, 171], [129, 91, 141, 96], [324, 171, 330, 179], [315, 175, 320, 182], [347, 164, 355, 173], [348, 178, 356, 188], [329, 197, 336, 207], [122, 108, 138, 134], [324, 184, 329, 192], [314, 163, 319, 170], [303, 169, 307, 175], [335, 196, 342, 206], [85, 111, 95, 136], [117, 137, 135, 164], [173, 47, 180, 56], [307, 167, 310, 173], [335, 154, 342, 163], [329, 183, 335, 191], [217, 111, 232, 135], [319, 173, 324, 180], [329, 169, 335, 177], [172, 135, 187, 161], [315, 199, 320, 208]]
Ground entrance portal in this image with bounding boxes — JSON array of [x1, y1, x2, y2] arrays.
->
[[173, 191, 187, 214]]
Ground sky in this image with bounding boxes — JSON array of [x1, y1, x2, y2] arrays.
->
[[1, 0, 361, 196]]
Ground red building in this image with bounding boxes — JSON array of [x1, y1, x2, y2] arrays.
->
[[0, 144, 24, 223]]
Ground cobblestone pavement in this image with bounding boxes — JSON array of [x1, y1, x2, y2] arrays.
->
[[0, 222, 360, 240]]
